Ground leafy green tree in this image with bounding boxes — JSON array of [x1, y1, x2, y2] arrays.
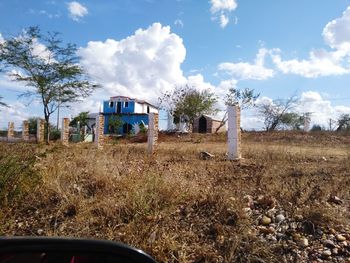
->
[[280, 112, 304, 130], [0, 26, 99, 143], [108, 115, 123, 134], [159, 85, 218, 127], [70, 111, 90, 128]]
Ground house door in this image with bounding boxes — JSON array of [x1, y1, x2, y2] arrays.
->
[[198, 116, 207, 133], [123, 123, 133, 134], [116, 102, 122, 113]]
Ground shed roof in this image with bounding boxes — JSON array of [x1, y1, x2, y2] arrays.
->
[[196, 114, 222, 122]]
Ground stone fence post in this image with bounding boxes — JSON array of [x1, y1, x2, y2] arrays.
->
[[37, 119, 45, 143], [147, 113, 159, 154], [61, 118, 70, 146], [22, 120, 29, 141], [7, 122, 14, 140], [227, 105, 241, 160], [95, 114, 104, 149]]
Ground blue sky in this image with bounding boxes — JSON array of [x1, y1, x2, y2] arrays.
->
[[2, 0, 350, 130]]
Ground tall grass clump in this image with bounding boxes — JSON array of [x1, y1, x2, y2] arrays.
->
[[0, 143, 41, 206]]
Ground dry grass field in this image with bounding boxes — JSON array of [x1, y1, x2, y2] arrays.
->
[[1, 131, 350, 262]]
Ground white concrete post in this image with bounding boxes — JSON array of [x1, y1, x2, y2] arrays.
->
[[227, 105, 241, 160], [147, 113, 159, 154], [304, 116, 311, 132], [167, 111, 174, 130]]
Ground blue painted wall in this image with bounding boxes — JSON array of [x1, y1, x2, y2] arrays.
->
[[103, 100, 136, 114], [103, 114, 149, 134]]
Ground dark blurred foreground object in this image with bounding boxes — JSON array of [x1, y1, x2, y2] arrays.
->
[[0, 237, 157, 263]]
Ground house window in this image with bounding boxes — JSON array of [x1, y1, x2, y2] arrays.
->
[[109, 101, 114, 108], [147, 106, 150, 113], [124, 101, 129, 108]]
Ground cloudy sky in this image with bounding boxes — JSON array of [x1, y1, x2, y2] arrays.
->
[[1, 0, 350, 130]]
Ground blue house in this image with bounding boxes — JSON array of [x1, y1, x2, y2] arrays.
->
[[102, 96, 158, 135]]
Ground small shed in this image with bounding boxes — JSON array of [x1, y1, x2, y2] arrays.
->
[[193, 115, 226, 133]]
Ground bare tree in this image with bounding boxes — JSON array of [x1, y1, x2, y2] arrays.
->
[[336, 114, 350, 131], [257, 96, 299, 131], [0, 96, 7, 108], [215, 87, 260, 133]]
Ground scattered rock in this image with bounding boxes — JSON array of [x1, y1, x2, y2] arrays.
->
[[296, 237, 309, 247], [258, 226, 274, 234], [336, 234, 346, 242], [199, 151, 215, 160], [261, 216, 272, 225], [328, 195, 343, 205], [256, 195, 276, 209], [275, 214, 285, 223], [321, 249, 332, 257], [323, 240, 336, 248], [37, 229, 44, 235]]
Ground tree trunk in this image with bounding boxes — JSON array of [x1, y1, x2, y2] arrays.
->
[[44, 114, 50, 144], [215, 111, 228, 134]]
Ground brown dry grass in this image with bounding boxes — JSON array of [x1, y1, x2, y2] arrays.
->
[[1, 131, 350, 262]]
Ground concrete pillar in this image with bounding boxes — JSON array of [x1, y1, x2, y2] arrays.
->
[[167, 111, 174, 130], [304, 117, 311, 132], [22, 120, 29, 141], [95, 114, 104, 149], [61, 118, 70, 146], [227, 105, 241, 160], [7, 122, 14, 140], [147, 113, 159, 154], [36, 119, 45, 143]]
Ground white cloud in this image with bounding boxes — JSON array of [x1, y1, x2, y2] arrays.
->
[[270, 48, 349, 78], [187, 74, 216, 91], [174, 19, 184, 27], [220, 14, 229, 28], [210, 0, 237, 13], [67, 1, 88, 21], [218, 48, 274, 80], [268, 5, 350, 78], [78, 23, 187, 104], [0, 101, 35, 129], [210, 0, 238, 28], [297, 91, 350, 128], [323, 6, 350, 51]]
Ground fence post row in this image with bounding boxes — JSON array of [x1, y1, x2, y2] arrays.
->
[[147, 113, 159, 155], [61, 118, 70, 146], [95, 114, 104, 149], [227, 105, 241, 160]]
